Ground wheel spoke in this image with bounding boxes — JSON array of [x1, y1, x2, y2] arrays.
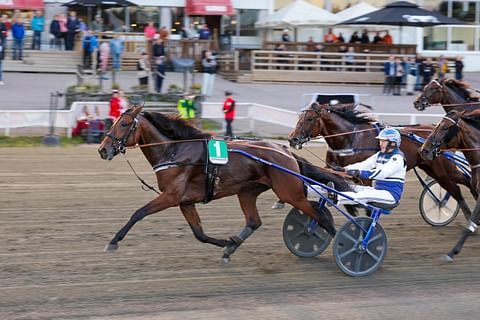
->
[[291, 230, 305, 241], [354, 253, 363, 272], [366, 248, 381, 262], [341, 231, 358, 244], [338, 247, 356, 259], [368, 233, 383, 244], [292, 215, 306, 227]]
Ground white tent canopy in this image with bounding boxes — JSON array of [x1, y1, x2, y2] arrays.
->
[[255, 0, 339, 29], [336, 2, 378, 22]]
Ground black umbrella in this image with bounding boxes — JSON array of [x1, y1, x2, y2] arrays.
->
[[337, 1, 463, 43], [63, 0, 135, 7]]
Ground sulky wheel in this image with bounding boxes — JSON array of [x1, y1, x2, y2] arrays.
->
[[332, 217, 388, 277], [282, 201, 332, 257], [419, 179, 460, 227]]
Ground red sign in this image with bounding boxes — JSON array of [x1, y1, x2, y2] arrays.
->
[[186, 0, 234, 16], [0, 0, 44, 10]]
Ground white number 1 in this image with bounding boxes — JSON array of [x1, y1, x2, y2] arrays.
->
[[214, 141, 221, 156]]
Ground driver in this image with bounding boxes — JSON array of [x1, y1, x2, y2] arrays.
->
[[332, 127, 406, 207]]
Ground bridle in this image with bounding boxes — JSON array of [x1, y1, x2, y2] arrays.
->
[[106, 112, 139, 155], [429, 114, 460, 158], [416, 79, 443, 111]]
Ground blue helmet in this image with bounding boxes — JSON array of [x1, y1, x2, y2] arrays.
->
[[376, 128, 401, 146]]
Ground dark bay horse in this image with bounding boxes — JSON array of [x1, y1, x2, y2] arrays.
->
[[414, 78, 480, 112], [98, 107, 353, 262], [420, 110, 480, 261], [288, 102, 475, 219]]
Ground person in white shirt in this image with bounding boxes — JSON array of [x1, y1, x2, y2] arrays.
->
[[332, 127, 406, 207]]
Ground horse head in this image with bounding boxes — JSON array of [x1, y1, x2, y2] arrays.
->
[[288, 102, 326, 149], [413, 79, 444, 111], [99, 106, 143, 160], [420, 110, 462, 161]]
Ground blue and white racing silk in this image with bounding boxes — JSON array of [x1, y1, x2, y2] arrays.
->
[[339, 149, 406, 206]]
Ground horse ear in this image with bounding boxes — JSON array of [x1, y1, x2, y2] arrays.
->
[[311, 102, 320, 110], [131, 105, 144, 114]]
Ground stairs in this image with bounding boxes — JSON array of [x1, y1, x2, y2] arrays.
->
[[3, 49, 80, 73]]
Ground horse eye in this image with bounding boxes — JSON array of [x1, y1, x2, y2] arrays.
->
[[307, 117, 314, 122], [121, 122, 128, 128], [443, 126, 449, 131]]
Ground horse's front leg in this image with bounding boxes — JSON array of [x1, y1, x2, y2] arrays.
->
[[104, 192, 180, 252], [444, 198, 480, 262], [180, 204, 233, 248]]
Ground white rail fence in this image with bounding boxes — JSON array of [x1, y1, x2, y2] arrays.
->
[[0, 102, 444, 138]]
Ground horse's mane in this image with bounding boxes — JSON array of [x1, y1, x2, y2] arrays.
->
[[329, 104, 377, 124], [461, 112, 480, 131], [142, 111, 212, 140], [442, 78, 479, 101]]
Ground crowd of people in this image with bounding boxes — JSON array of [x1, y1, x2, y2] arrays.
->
[[281, 28, 394, 45], [382, 54, 464, 96]]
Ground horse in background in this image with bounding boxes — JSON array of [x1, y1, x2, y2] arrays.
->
[[420, 110, 480, 261], [288, 102, 476, 220], [414, 78, 480, 112], [98, 107, 353, 263]]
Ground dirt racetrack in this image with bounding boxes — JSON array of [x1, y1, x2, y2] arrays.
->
[[1, 145, 480, 320]]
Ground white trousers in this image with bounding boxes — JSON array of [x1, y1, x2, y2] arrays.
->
[[202, 73, 216, 96], [406, 74, 415, 93], [337, 185, 397, 206]]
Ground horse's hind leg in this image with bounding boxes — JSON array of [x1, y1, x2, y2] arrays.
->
[[444, 198, 480, 262], [222, 185, 268, 263], [180, 204, 232, 248]]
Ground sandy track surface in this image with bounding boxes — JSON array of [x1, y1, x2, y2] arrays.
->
[[1, 146, 479, 320]]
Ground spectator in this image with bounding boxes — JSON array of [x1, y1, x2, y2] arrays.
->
[[349, 31, 360, 43], [393, 57, 404, 95], [282, 29, 291, 42], [152, 37, 165, 59], [78, 18, 87, 32], [11, 17, 25, 60], [137, 52, 150, 86], [201, 50, 217, 96], [49, 15, 62, 49], [58, 14, 68, 50], [177, 94, 196, 125], [110, 34, 124, 71], [72, 105, 94, 137], [383, 55, 396, 95], [421, 57, 435, 88], [92, 15, 103, 32], [360, 29, 370, 44], [437, 54, 449, 80], [306, 36, 315, 52], [82, 30, 98, 69], [323, 28, 337, 43], [30, 10, 44, 50], [109, 90, 122, 120], [153, 56, 166, 93], [179, 26, 187, 39], [0, 15, 7, 47], [198, 24, 211, 40], [0, 38, 4, 85], [414, 53, 424, 91], [405, 57, 416, 95], [383, 31, 393, 45], [159, 26, 169, 40], [336, 32, 345, 43], [344, 46, 355, 71], [144, 21, 156, 58], [373, 32, 382, 44], [455, 56, 464, 81], [314, 43, 324, 52], [99, 40, 110, 79], [66, 11, 80, 50], [223, 90, 236, 137], [186, 23, 198, 39]]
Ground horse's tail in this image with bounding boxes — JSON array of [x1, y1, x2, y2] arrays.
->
[[293, 154, 351, 192]]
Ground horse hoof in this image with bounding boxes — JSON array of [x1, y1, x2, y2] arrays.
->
[[104, 243, 118, 252], [271, 202, 285, 210], [440, 255, 454, 263], [219, 255, 231, 265]]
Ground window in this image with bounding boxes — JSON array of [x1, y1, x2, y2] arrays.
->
[[238, 9, 259, 36]]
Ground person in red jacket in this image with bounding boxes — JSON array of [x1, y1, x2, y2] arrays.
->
[[223, 90, 236, 137], [109, 90, 121, 119]]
